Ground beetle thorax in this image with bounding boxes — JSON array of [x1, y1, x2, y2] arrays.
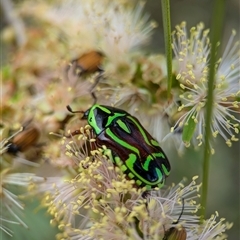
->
[[87, 105, 125, 135]]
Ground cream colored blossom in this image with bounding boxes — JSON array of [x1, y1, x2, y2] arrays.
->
[[0, 170, 45, 236], [39, 129, 231, 239], [171, 22, 240, 149]]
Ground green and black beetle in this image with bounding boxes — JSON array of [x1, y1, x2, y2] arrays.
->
[[67, 103, 171, 190]]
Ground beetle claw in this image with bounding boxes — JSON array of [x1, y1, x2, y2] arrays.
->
[[66, 105, 84, 114]]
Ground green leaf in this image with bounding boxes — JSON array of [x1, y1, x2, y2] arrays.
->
[[182, 113, 197, 144]]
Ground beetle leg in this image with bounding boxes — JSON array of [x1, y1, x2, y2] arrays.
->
[[64, 130, 81, 138], [172, 198, 185, 224], [90, 70, 105, 105], [142, 190, 150, 198]]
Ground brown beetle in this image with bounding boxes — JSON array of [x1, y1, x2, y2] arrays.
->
[[163, 226, 187, 240], [6, 123, 40, 155], [70, 50, 104, 76]]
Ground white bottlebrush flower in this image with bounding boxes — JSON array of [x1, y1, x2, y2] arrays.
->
[[0, 132, 45, 236], [194, 212, 233, 240], [98, 3, 155, 59], [40, 128, 231, 239], [22, 0, 155, 61], [17, 0, 156, 102], [212, 30, 240, 147], [109, 86, 152, 114], [0, 170, 45, 236], [171, 22, 240, 149]]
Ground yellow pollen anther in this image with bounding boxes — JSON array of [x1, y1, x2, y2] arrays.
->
[[231, 135, 239, 141], [212, 131, 219, 138], [211, 148, 215, 155], [232, 29, 236, 35], [176, 74, 182, 80], [226, 139, 232, 147], [192, 175, 199, 181]]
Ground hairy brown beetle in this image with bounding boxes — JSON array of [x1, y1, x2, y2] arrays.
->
[[70, 50, 104, 76], [6, 123, 40, 155]]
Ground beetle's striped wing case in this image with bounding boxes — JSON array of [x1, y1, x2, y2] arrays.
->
[[67, 104, 171, 190], [95, 112, 171, 189]]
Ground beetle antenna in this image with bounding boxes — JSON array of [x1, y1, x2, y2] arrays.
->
[[66, 105, 84, 114]]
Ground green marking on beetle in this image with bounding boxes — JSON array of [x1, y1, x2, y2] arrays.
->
[[125, 153, 163, 186], [115, 156, 122, 165], [129, 151, 137, 161], [162, 164, 170, 176], [142, 152, 166, 171], [106, 128, 140, 156], [128, 172, 135, 179], [116, 119, 131, 134], [95, 105, 111, 114], [121, 165, 127, 172], [127, 116, 152, 146], [106, 112, 126, 128], [136, 179, 142, 186], [155, 168, 163, 179], [88, 110, 101, 134], [151, 139, 160, 147], [152, 152, 165, 159], [143, 155, 153, 171], [103, 148, 112, 160]]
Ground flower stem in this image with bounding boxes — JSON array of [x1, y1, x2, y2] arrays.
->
[[161, 0, 172, 99], [200, 0, 226, 221]]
